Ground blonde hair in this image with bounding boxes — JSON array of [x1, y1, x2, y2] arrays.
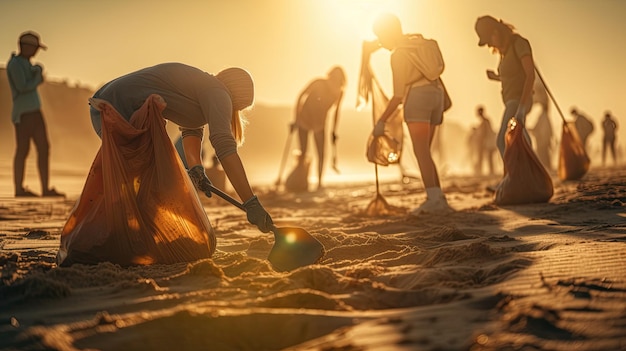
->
[[216, 67, 254, 145], [231, 109, 248, 145]]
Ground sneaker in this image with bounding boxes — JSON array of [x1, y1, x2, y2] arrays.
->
[[42, 187, 65, 197], [15, 188, 39, 197], [410, 196, 453, 216]]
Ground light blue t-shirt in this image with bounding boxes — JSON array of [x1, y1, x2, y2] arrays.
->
[[6, 53, 44, 124]]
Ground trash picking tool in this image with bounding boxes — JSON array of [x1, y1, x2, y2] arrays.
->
[[275, 124, 296, 188], [534, 65, 590, 180], [206, 183, 325, 271]]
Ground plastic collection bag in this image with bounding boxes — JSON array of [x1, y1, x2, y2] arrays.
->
[[285, 157, 311, 193], [495, 117, 553, 206], [57, 94, 216, 267], [558, 122, 590, 181]]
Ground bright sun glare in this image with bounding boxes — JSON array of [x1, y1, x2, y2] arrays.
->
[[285, 232, 297, 244], [324, 0, 400, 40]]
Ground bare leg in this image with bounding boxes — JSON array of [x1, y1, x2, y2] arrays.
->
[[31, 114, 50, 193], [610, 139, 617, 164], [13, 124, 31, 193], [407, 122, 440, 189], [313, 129, 325, 189]]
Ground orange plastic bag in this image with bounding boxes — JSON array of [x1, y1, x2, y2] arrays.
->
[[558, 122, 590, 181], [57, 94, 216, 266], [495, 117, 553, 205]]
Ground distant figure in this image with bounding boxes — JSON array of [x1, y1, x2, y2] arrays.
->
[[367, 13, 451, 216], [473, 106, 497, 176], [530, 103, 554, 171], [6, 31, 64, 197], [293, 66, 346, 190], [466, 125, 480, 173], [570, 107, 594, 151], [475, 15, 535, 161], [602, 111, 618, 166]]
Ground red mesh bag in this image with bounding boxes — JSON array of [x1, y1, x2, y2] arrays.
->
[[57, 94, 216, 266]]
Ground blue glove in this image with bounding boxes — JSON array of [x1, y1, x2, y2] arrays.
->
[[373, 119, 386, 137], [188, 165, 212, 198], [243, 195, 274, 233]]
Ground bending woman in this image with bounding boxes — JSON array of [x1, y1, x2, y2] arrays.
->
[[293, 66, 346, 190], [90, 63, 273, 232]]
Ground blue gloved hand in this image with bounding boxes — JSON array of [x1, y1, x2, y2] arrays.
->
[[243, 195, 274, 233], [188, 164, 212, 198], [373, 119, 386, 137]]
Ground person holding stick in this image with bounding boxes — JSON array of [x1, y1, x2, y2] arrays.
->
[[475, 15, 535, 160], [89, 63, 273, 233], [367, 13, 451, 216]]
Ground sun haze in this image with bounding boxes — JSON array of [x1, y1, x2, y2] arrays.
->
[[1, 0, 625, 184]]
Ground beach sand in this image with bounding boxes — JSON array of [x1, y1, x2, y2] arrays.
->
[[1, 166, 625, 351]]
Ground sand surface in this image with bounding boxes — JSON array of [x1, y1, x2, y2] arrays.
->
[[1, 166, 625, 351]]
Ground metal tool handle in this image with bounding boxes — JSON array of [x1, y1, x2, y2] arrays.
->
[[206, 184, 245, 211]]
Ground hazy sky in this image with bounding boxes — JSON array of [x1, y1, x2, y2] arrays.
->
[[1, 0, 625, 135]]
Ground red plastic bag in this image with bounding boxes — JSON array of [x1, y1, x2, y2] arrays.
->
[[57, 95, 216, 266], [558, 122, 590, 181], [495, 117, 553, 205]]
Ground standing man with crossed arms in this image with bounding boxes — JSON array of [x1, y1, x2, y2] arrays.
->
[[7, 31, 64, 197]]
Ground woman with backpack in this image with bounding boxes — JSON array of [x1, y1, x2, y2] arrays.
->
[[367, 13, 452, 216], [475, 15, 536, 160]]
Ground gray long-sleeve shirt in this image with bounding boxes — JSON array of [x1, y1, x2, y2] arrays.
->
[[92, 62, 237, 160]]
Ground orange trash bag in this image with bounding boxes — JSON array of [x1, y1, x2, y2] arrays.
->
[[495, 117, 553, 206], [57, 94, 216, 267], [558, 122, 590, 181]]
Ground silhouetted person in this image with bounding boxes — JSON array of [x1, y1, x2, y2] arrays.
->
[[475, 16, 535, 161], [367, 13, 451, 216], [90, 63, 273, 233], [602, 111, 618, 166], [474, 106, 497, 175], [293, 66, 346, 190], [6, 31, 64, 197], [570, 107, 594, 152], [530, 103, 554, 171]]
